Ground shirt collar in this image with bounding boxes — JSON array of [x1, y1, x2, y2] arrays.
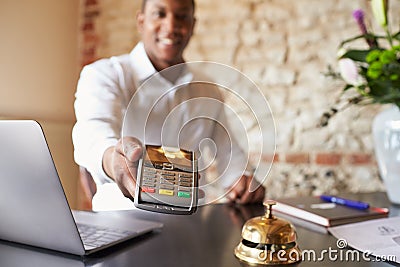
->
[[129, 42, 193, 88], [130, 42, 157, 86]]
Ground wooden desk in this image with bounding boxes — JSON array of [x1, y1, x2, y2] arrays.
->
[[0, 192, 398, 266]]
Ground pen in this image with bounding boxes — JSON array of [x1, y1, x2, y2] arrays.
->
[[320, 195, 370, 210]]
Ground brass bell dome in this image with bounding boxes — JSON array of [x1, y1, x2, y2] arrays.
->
[[234, 201, 301, 266]]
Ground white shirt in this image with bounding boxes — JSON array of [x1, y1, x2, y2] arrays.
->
[[72, 42, 249, 210]]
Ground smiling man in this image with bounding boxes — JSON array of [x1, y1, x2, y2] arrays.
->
[[138, 0, 195, 71], [72, 0, 265, 211]]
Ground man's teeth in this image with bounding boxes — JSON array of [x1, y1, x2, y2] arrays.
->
[[160, 38, 174, 45]]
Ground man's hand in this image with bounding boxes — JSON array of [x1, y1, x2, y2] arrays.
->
[[102, 137, 143, 201], [226, 175, 265, 204]]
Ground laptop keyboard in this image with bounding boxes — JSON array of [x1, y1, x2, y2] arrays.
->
[[77, 223, 136, 250]]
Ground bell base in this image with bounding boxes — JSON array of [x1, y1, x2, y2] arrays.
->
[[234, 243, 302, 265], [236, 258, 301, 267]]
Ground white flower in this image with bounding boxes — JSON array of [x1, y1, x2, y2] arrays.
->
[[371, 0, 388, 28], [338, 58, 364, 86], [337, 48, 347, 58]]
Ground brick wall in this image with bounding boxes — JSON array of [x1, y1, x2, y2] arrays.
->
[[79, 0, 400, 198]]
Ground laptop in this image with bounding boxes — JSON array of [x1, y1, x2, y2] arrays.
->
[[0, 120, 162, 256], [0, 239, 86, 267]]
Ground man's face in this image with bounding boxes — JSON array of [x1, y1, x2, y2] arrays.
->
[[137, 0, 195, 71]]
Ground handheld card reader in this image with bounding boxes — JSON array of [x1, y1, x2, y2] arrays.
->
[[134, 145, 198, 215]]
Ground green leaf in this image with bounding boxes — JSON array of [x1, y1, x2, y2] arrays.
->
[[340, 50, 371, 62], [384, 62, 400, 78], [367, 61, 383, 79], [372, 92, 400, 104], [366, 50, 381, 63], [368, 79, 393, 96], [343, 84, 353, 91], [380, 50, 396, 64]]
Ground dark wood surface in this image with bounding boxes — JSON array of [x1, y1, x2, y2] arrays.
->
[[1, 192, 399, 267]]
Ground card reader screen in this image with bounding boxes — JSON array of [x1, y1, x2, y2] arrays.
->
[[144, 146, 193, 172]]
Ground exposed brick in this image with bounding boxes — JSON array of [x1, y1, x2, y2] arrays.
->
[[250, 153, 279, 163], [85, 0, 98, 6], [82, 21, 94, 31], [285, 153, 310, 164], [84, 10, 100, 19], [82, 46, 95, 56], [346, 153, 373, 165], [315, 153, 342, 165], [83, 33, 99, 44], [81, 46, 97, 67], [266, 153, 279, 163]]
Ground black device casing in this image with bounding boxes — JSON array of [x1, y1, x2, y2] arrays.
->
[[134, 145, 198, 215]]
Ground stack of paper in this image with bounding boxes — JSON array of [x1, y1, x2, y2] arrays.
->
[[329, 217, 400, 264]]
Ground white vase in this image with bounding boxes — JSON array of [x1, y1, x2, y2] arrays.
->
[[372, 105, 400, 205]]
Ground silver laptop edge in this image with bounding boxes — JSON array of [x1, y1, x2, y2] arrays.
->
[[0, 120, 162, 256]]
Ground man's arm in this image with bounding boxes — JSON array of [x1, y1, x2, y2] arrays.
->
[[72, 61, 127, 185]]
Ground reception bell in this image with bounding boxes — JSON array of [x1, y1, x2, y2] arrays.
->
[[234, 201, 301, 265]]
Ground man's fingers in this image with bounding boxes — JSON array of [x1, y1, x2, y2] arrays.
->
[[122, 177, 136, 200], [198, 188, 205, 199], [238, 184, 266, 204], [115, 137, 143, 162], [124, 142, 143, 163], [112, 137, 142, 200], [113, 156, 137, 199], [240, 176, 257, 203], [235, 176, 246, 195], [231, 175, 266, 204], [226, 176, 246, 202], [228, 176, 246, 199]]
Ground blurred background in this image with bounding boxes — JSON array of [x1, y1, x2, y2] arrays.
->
[[0, 0, 80, 207], [1, 0, 399, 209]]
